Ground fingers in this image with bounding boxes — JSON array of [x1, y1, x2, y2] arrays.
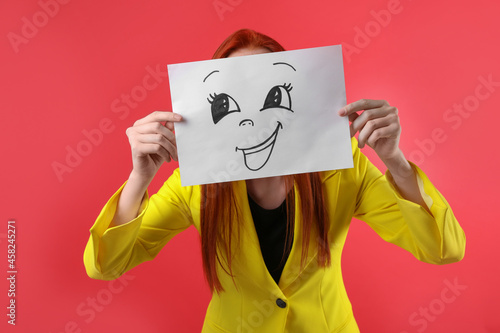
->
[[133, 121, 176, 142], [350, 106, 393, 135], [347, 112, 360, 137], [164, 121, 175, 131], [128, 130, 178, 162], [129, 133, 177, 163], [127, 111, 181, 162], [338, 98, 400, 148], [137, 133, 178, 161], [357, 115, 399, 148], [133, 111, 182, 126], [135, 143, 173, 163], [338, 99, 389, 116]]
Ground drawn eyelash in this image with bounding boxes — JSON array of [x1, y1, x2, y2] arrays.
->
[[283, 83, 293, 92], [207, 92, 241, 124], [207, 93, 218, 104], [260, 83, 294, 112]]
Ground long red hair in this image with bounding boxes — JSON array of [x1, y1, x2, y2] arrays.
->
[[200, 29, 331, 294]]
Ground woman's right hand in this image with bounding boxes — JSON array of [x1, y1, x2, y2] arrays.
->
[[126, 111, 183, 182]]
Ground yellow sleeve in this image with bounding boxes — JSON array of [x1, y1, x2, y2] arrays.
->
[[83, 169, 194, 280], [352, 145, 466, 265]]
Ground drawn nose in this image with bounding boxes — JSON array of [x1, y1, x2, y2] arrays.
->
[[239, 119, 254, 127]]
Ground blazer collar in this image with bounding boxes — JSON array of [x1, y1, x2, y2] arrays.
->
[[231, 172, 340, 293]]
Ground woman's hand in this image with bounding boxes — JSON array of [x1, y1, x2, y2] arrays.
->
[[338, 99, 401, 162], [109, 111, 182, 227], [126, 111, 182, 182], [339, 99, 431, 212]]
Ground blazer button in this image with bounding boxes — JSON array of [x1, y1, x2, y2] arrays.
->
[[276, 298, 287, 308]]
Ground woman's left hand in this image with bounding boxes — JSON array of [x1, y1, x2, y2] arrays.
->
[[338, 99, 401, 161], [338, 98, 432, 213]]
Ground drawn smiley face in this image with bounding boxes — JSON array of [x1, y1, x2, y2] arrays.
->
[[204, 62, 296, 171]]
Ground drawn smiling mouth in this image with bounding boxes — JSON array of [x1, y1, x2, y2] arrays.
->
[[235, 122, 283, 171]]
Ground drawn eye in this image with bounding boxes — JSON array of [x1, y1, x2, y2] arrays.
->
[[208, 93, 241, 124], [260, 83, 293, 112]]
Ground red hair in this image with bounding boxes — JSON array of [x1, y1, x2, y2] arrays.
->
[[200, 29, 331, 294]]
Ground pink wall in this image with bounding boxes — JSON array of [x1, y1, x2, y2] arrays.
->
[[1, 0, 498, 332]]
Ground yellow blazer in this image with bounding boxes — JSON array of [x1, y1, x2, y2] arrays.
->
[[84, 138, 465, 332]]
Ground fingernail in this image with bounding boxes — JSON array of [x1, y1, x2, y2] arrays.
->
[[174, 113, 182, 121], [338, 108, 346, 116]]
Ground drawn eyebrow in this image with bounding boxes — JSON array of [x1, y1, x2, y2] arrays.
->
[[203, 70, 220, 83], [272, 62, 296, 71]]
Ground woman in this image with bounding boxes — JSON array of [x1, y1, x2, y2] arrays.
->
[[84, 29, 465, 332]]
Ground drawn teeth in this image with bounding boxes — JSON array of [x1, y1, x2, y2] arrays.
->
[[243, 143, 275, 171], [236, 122, 282, 171], [244, 139, 274, 155]]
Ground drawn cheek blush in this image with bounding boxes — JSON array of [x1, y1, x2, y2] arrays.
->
[[235, 122, 282, 171]]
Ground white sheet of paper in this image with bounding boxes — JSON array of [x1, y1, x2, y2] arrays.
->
[[168, 45, 353, 186]]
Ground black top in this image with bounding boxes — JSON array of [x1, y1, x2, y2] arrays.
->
[[248, 194, 293, 285]]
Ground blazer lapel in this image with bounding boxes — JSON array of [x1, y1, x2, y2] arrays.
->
[[279, 171, 341, 291], [232, 180, 280, 291], [278, 182, 318, 291], [231, 171, 341, 293]]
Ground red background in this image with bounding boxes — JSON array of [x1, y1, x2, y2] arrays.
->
[[1, 0, 499, 332]]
